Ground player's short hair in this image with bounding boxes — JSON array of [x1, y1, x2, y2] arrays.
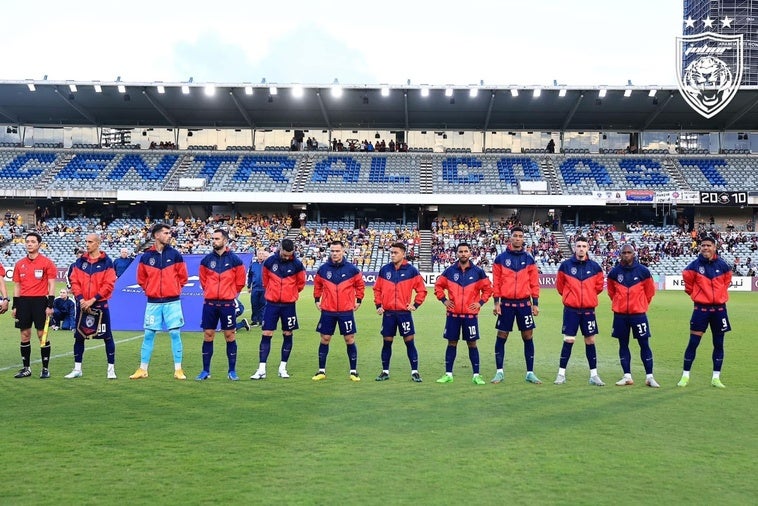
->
[[700, 235, 717, 246], [330, 240, 345, 248], [575, 236, 589, 244], [620, 243, 636, 253], [213, 228, 229, 240], [281, 238, 295, 252], [390, 241, 406, 251], [25, 232, 42, 243], [510, 226, 525, 235], [151, 223, 171, 238], [456, 242, 471, 251]]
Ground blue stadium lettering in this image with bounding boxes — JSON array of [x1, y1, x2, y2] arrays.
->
[[496, 157, 541, 184], [0, 152, 57, 178], [312, 156, 360, 183], [108, 154, 179, 180], [619, 159, 669, 186], [234, 155, 294, 182], [56, 153, 115, 180], [195, 155, 239, 180], [368, 157, 410, 183], [559, 158, 612, 185], [679, 158, 727, 186], [442, 157, 483, 183]]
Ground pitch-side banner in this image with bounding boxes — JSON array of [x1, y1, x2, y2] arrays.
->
[[664, 275, 752, 292], [111, 253, 253, 331]]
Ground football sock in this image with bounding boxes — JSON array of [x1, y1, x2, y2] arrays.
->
[[494, 337, 506, 369], [318, 343, 329, 369], [381, 340, 393, 370], [73, 338, 85, 364], [559, 341, 574, 369], [20, 342, 31, 367], [226, 340, 237, 372], [404, 339, 418, 371], [639, 337, 653, 375], [445, 344, 457, 373], [141, 329, 156, 364], [41, 342, 51, 369], [281, 334, 293, 362], [104, 336, 115, 365], [468, 347, 480, 375], [259, 335, 272, 363], [712, 331, 724, 372], [202, 340, 213, 372], [169, 329, 183, 364], [524, 338, 535, 372], [585, 343, 597, 370], [683, 334, 702, 371], [618, 336, 631, 374], [73, 362, 82, 372], [346, 342, 358, 370]]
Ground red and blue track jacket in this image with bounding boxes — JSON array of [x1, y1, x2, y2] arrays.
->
[[137, 245, 188, 303], [374, 260, 427, 311], [434, 261, 493, 315], [199, 248, 246, 301], [492, 248, 540, 305], [556, 255, 604, 309], [70, 251, 117, 302], [682, 253, 731, 305], [313, 259, 365, 312], [607, 259, 655, 314], [262, 251, 306, 304]]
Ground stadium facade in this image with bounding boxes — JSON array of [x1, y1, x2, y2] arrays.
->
[[683, 0, 758, 85]]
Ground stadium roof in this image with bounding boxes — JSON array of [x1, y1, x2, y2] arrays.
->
[[1, 80, 757, 132]]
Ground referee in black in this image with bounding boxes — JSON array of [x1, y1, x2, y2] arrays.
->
[[12, 232, 57, 378]]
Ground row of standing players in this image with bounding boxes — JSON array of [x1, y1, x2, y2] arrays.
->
[[7, 225, 732, 388]]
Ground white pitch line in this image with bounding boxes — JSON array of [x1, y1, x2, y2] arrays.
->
[[0, 333, 145, 372]]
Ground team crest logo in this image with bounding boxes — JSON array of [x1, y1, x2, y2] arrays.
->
[[570, 267, 577, 275], [85, 315, 95, 327], [148, 257, 156, 266], [272, 264, 279, 272], [326, 271, 332, 280], [385, 272, 392, 279], [453, 273, 460, 282], [699, 266, 706, 274], [505, 259, 512, 267], [676, 32, 743, 119], [209, 260, 217, 269], [617, 274, 624, 283]]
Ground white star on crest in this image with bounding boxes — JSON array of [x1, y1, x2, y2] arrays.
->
[[721, 16, 733, 28], [684, 16, 696, 28], [703, 17, 714, 28]]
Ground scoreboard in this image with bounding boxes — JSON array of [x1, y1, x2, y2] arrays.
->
[[699, 191, 748, 206]]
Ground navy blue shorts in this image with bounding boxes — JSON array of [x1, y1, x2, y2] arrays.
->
[[262, 303, 299, 332], [611, 313, 651, 340], [562, 307, 599, 337], [495, 301, 536, 332], [690, 305, 731, 334], [380, 311, 415, 338], [201, 301, 237, 331], [443, 314, 479, 342], [317, 311, 357, 336]]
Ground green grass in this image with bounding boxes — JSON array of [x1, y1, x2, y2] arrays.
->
[[1, 287, 756, 505]]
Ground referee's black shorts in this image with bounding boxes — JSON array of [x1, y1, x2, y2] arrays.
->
[[15, 296, 48, 330]]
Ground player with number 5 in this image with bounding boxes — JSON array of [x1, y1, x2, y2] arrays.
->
[[196, 229, 247, 381]]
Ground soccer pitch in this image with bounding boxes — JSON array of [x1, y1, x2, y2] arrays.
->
[[1, 287, 755, 504]]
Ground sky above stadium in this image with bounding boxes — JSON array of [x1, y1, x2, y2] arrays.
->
[[3, 0, 685, 87]]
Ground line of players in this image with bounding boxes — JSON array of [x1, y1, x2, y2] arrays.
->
[[4, 224, 732, 388]]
